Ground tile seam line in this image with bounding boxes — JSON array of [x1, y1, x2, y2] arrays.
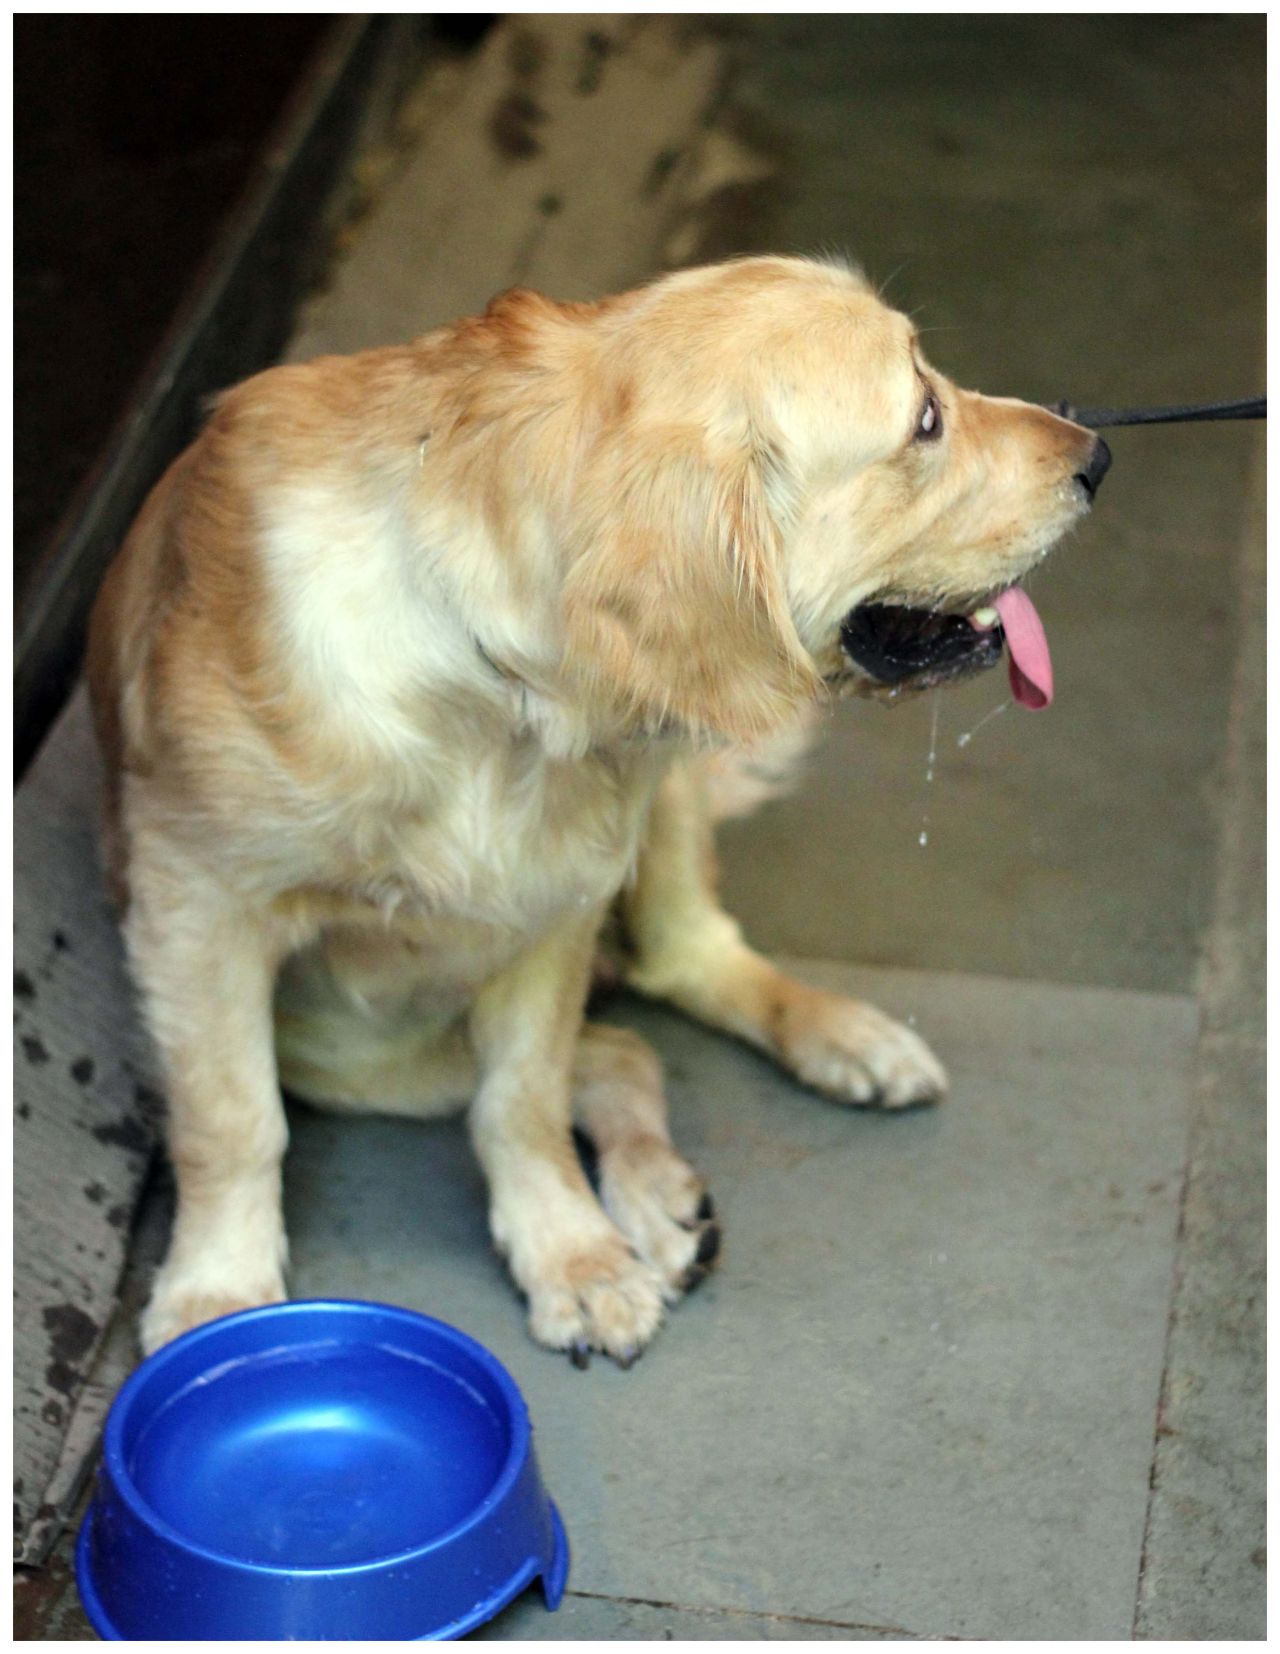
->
[[1129, 1127, 1194, 1637], [773, 954, 1197, 1013], [563, 1587, 925, 1638], [1127, 418, 1264, 1637]]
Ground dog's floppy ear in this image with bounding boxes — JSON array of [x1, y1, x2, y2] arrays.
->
[[562, 429, 818, 743]]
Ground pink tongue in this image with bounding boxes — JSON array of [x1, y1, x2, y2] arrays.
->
[[994, 587, 1053, 710]]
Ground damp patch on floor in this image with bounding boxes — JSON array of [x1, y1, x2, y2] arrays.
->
[[13, 690, 159, 1565]]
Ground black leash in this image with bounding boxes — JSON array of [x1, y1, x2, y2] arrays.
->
[[1051, 395, 1266, 429]]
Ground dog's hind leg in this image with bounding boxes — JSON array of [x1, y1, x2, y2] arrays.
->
[[623, 757, 948, 1108], [572, 1024, 719, 1298]]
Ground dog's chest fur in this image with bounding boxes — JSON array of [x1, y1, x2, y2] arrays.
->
[[259, 728, 664, 1007], [354, 739, 658, 930]]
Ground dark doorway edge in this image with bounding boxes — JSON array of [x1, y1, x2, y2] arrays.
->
[[14, 16, 414, 781]]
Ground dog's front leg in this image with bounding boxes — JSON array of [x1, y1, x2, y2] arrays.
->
[[469, 912, 665, 1366], [625, 762, 948, 1108], [125, 841, 294, 1354]]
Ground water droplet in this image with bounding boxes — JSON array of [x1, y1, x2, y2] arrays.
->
[[917, 694, 940, 848], [956, 698, 1011, 750]]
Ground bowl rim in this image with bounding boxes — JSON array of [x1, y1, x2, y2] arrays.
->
[[98, 1297, 534, 1577]]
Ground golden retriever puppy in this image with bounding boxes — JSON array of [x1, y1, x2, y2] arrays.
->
[[86, 255, 1108, 1366]]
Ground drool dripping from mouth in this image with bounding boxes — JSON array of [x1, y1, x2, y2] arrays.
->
[[839, 585, 1054, 709]]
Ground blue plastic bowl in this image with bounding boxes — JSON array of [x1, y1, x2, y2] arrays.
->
[[75, 1300, 568, 1640]]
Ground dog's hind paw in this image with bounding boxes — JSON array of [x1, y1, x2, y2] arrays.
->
[[773, 984, 948, 1108], [597, 1144, 721, 1302]]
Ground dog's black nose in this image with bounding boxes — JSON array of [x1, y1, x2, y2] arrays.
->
[[1075, 437, 1112, 500]]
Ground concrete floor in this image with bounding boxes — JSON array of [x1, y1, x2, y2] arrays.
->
[[283, 968, 1201, 1639], [23, 14, 1263, 1640]]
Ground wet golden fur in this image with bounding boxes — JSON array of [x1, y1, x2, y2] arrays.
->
[[87, 256, 1097, 1359]]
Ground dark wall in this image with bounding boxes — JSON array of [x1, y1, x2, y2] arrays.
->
[[14, 15, 329, 600]]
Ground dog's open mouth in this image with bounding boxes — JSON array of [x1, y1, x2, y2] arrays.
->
[[840, 586, 1054, 708]]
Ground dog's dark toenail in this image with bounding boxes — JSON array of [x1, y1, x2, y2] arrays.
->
[[696, 1192, 715, 1222], [679, 1262, 709, 1294], [569, 1341, 591, 1370], [695, 1223, 721, 1266], [615, 1346, 640, 1370]]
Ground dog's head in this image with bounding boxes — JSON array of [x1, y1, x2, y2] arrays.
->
[[483, 258, 1107, 742]]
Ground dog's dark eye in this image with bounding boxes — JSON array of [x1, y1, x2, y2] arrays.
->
[[915, 392, 942, 443]]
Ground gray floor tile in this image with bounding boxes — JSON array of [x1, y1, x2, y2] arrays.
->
[[286, 964, 1197, 1639]]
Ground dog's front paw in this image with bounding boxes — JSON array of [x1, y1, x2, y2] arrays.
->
[[524, 1232, 666, 1369], [774, 984, 948, 1108], [140, 1265, 287, 1355]]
